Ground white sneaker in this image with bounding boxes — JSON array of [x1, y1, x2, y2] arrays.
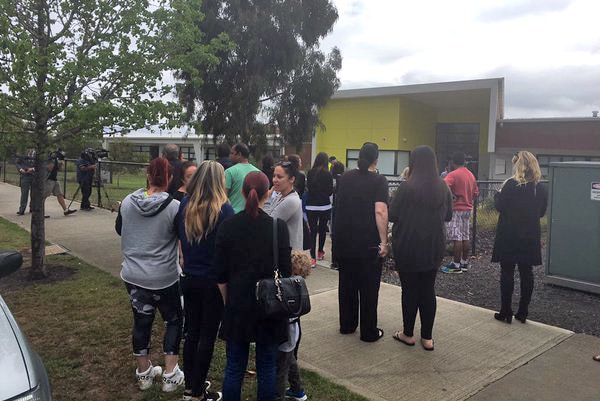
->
[[136, 363, 162, 390], [162, 364, 185, 392]]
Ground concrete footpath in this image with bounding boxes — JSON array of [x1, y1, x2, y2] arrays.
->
[[1, 181, 599, 401]]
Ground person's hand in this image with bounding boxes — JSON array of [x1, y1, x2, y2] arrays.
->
[[378, 243, 390, 258]]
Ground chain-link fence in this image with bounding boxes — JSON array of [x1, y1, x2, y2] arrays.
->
[[388, 178, 549, 255], [2, 157, 149, 211]]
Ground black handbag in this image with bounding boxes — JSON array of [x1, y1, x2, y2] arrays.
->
[[256, 218, 311, 319]]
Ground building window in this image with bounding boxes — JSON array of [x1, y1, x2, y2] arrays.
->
[[180, 146, 195, 161], [537, 154, 600, 176], [346, 149, 410, 176]]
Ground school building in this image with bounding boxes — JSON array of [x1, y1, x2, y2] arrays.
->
[[313, 77, 600, 179]]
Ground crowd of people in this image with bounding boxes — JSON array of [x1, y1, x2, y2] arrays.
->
[[112, 141, 549, 401]]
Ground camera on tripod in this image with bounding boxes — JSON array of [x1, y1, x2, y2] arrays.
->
[[80, 148, 109, 164]]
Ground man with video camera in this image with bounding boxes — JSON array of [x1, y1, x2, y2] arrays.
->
[[16, 148, 36, 215], [45, 149, 77, 216], [77, 149, 97, 211]]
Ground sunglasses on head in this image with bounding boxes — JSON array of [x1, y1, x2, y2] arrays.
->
[[277, 161, 293, 167]]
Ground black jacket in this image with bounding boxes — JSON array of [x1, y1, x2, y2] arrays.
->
[[306, 168, 333, 207], [389, 182, 453, 272], [492, 179, 548, 266], [215, 210, 292, 344]]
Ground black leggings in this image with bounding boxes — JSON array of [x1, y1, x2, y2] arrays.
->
[[307, 210, 330, 259], [125, 282, 183, 356], [500, 262, 534, 317], [181, 275, 224, 397], [399, 269, 437, 340]]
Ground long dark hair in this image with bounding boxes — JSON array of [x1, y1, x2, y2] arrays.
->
[[242, 171, 270, 218], [358, 142, 378, 172], [311, 152, 329, 172], [405, 146, 447, 207]]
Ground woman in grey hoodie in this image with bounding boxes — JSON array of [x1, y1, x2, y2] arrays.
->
[[116, 157, 183, 393]]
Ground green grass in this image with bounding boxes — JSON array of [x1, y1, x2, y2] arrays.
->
[[0, 217, 369, 401]]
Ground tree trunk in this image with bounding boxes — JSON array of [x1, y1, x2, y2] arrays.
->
[[29, 149, 47, 279], [29, 0, 50, 280]]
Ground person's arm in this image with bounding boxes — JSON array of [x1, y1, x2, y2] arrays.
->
[[538, 183, 548, 218], [225, 169, 232, 196], [445, 187, 453, 222], [115, 209, 123, 236], [215, 222, 230, 304], [325, 171, 334, 196], [217, 283, 227, 305], [375, 202, 389, 257]]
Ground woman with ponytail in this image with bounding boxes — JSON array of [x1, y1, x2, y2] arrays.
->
[[177, 160, 234, 401], [215, 171, 292, 401], [116, 157, 184, 392]]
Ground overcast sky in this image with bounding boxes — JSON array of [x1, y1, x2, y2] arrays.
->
[[320, 0, 600, 118]]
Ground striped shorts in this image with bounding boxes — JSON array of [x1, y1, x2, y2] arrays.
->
[[446, 210, 471, 241]]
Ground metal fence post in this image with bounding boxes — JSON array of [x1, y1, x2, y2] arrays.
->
[[63, 159, 68, 198], [97, 160, 102, 208]]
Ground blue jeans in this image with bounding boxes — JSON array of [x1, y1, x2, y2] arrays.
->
[[222, 341, 278, 401]]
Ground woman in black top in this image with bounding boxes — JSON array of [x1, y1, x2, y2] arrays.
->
[[306, 152, 333, 265], [389, 146, 453, 351], [216, 171, 292, 401], [492, 151, 547, 324], [330, 161, 345, 269], [333, 143, 389, 342]]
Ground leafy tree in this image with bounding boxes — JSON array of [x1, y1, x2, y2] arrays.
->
[[0, 0, 220, 278], [176, 0, 342, 150]]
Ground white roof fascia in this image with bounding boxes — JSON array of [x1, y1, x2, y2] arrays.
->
[[500, 117, 600, 123], [332, 77, 504, 99]]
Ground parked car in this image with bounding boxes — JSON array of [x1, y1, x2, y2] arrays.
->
[[0, 251, 53, 401]]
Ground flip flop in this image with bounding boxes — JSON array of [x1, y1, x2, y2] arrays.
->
[[393, 331, 415, 346], [593, 355, 600, 362], [421, 339, 435, 351]]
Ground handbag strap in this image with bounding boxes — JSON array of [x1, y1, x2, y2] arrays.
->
[[273, 217, 279, 271]]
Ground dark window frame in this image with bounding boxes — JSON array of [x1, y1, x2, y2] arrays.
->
[[345, 149, 410, 177]]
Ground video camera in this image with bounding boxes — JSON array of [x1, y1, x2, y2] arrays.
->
[[49, 148, 66, 161], [80, 148, 109, 164]]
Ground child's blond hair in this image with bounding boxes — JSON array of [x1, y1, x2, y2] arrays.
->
[[291, 251, 312, 278]]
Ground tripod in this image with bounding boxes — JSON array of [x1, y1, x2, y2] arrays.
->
[[68, 163, 115, 211]]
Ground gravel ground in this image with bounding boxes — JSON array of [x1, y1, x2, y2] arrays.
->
[[381, 248, 600, 336]]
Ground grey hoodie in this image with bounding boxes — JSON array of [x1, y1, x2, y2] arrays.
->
[[119, 189, 180, 290]]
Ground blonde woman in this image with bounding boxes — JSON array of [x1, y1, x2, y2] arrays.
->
[[492, 151, 548, 324], [176, 160, 234, 401]]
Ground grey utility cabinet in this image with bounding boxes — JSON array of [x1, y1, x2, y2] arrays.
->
[[545, 161, 600, 293]]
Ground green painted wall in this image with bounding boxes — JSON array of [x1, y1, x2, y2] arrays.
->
[[316, 95, 491, 177], [316, 97, 401, 162]]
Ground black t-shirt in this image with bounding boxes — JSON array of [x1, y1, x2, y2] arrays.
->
[[47, 158, 59, 181], [333, 169, 388, 259]]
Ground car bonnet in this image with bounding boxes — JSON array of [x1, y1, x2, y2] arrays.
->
[[0, 296, 31, 399]]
